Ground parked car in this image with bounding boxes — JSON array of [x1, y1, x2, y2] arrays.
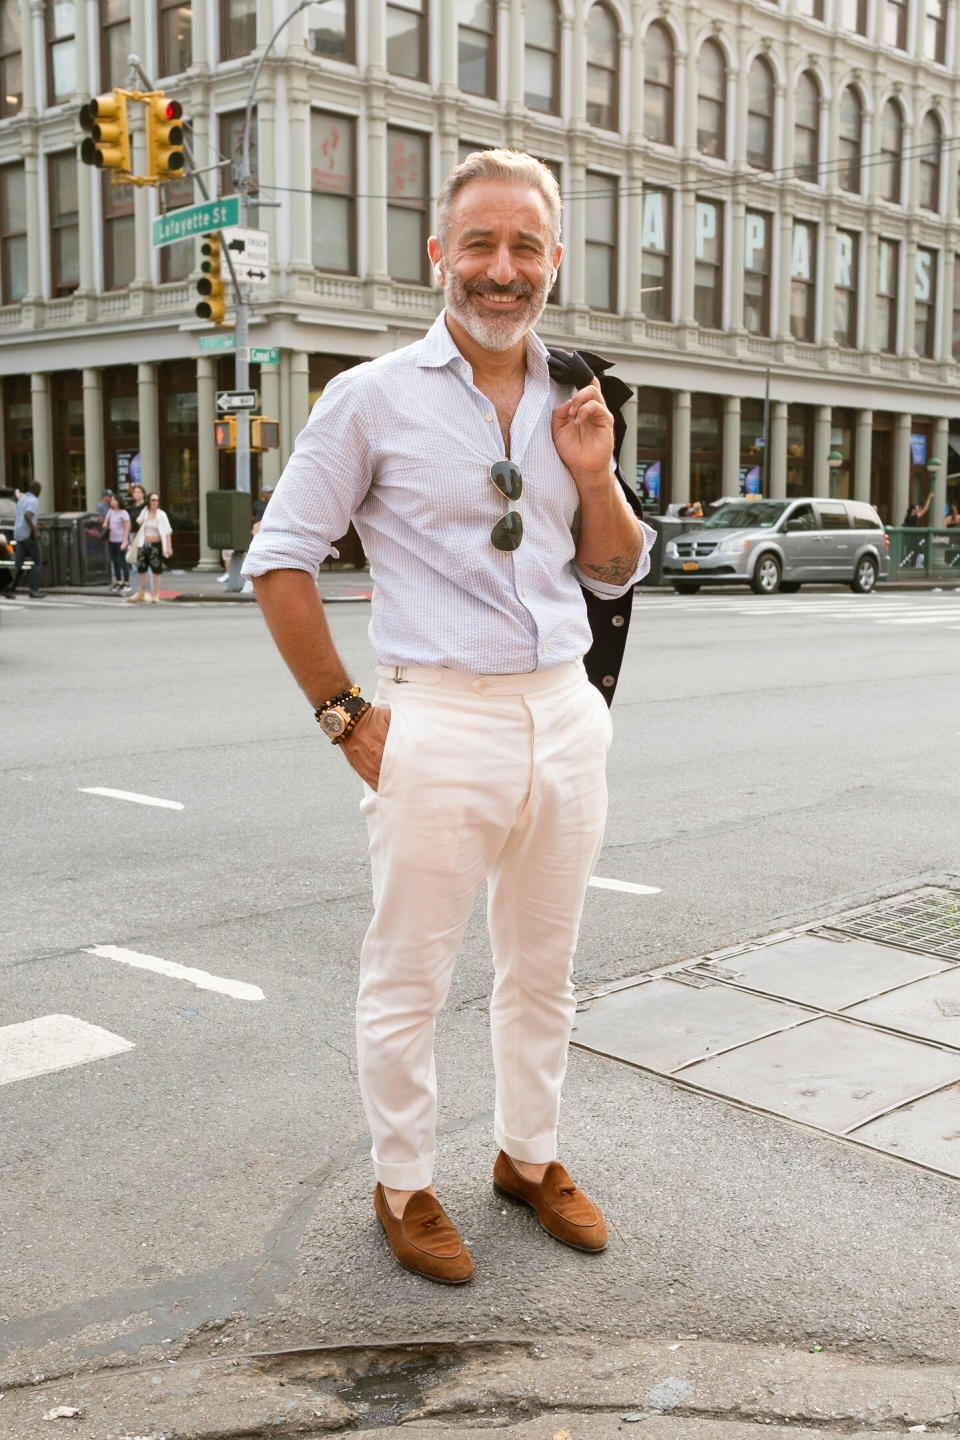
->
[[0, 488, 15, 593], [661, 497, 889, 595]]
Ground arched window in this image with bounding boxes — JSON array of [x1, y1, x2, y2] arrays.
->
[[524, 0, 559, 114], [586, 2, 619, 131], [838, 87, 862, 193], [643, 22, 674, 145], [696, 39, 726, 158], [746, 56, 774, 170], [794, 70, 819, 182], [877, 99, 902, 203], [919, 111, 942, 211]]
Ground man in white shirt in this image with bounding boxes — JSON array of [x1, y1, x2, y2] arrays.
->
[[244, 149, 654, 1285]]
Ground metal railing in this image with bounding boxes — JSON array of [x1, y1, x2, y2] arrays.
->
[[886, 526, 960, 580]]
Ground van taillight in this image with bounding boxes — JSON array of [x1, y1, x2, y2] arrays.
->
[[884, 534, 890, 550]]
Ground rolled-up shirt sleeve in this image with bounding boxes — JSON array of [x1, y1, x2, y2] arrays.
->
[[242, 371, 373, 578], [574, 517, 658, 598]]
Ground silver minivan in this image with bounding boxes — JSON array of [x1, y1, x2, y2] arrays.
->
[[661, 497, 890, 595]]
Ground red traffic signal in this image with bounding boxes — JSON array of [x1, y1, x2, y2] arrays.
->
[[145, 93, 185, 181]]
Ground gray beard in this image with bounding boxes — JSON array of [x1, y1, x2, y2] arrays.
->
[[443, 271, 552, 352]]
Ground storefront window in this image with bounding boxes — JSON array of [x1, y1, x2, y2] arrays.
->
[[790, 219, 816, 341], [786, 406, 812, 496], [387, 127, 428, 284], [694, 198, 723, 329], [740, 399, 766, 496], [641, 188, 671, 319], [312, 111, 355, 274], [635, 387, 670, 510], [163, 386, 199, 539], [829, 410, 854, 499], [690, 396, 722, 506], [744, 210, 771, 335]]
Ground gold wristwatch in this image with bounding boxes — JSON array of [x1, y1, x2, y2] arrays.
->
[[314, 686, 371, 744]]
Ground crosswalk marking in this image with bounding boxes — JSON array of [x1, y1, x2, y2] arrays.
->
[[84, 945, 265, 1002], [0, 1014, 134, 1086], [590, 876, 662, 896], [80, 787, 185, 810]]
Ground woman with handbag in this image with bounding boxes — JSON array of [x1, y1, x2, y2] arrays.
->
[[126, 493, 173, 604]]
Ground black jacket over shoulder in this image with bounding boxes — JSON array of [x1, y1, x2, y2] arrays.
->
[[546, 346, 644, 707]]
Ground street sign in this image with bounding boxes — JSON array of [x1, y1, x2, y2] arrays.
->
[[250, 347, 280, 365], [198, 332, 236, 353], [216, 389, 259, 412], [221, 226, 270, 284], [152, 196, 240, 248]]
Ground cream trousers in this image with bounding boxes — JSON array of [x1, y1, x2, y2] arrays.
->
[[356, 660, 612, 1190]]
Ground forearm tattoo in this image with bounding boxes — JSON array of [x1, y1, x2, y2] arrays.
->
[[581, 552, 640, 585]]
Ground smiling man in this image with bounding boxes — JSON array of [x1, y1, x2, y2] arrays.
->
[[243, 150, 654, 1285]]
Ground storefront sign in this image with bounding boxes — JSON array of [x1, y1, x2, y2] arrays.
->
[[115, 450, 140, 488], [910, 433, 927, 465]]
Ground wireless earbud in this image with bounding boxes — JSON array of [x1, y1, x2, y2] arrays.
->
[[434, 264, 444, 281], [549, 268, 558, 284]]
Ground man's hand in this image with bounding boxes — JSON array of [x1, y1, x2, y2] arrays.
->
[[552, 378, 615, 488], [340, 705, 390, 790]]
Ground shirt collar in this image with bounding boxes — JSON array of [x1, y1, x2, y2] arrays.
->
[[417, 309, 550, 381]]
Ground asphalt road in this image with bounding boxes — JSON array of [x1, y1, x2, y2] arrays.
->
[[2, 586, 959, 1388]]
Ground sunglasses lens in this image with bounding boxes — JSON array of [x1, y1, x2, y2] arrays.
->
[[490, 461, 523, 502], [491, 511, 523, 552]]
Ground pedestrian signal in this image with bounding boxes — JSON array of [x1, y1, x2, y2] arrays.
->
[[79, 90, 131, 177], [250, 417, 280, 451], [214, 418, 236, 451], [196, 233, 226, 324], [145, 94, 184, 181]]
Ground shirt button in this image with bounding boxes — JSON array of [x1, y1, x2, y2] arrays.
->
[[521, 588, 528, 596], [484, 412, 494, 421]]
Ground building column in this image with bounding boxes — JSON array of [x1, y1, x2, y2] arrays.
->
[[863, 222, 879, 355], [932, 415, 949, 526], [505, 0, 524, 141], [813, 405, 831, 496], [259, 362, 282, 492], [854, 410, 873, 504], [289, 351, 310, 449], [30, 373, 53, 504], [722, 395, 741, 494], [729, 189, 746, 336], [23, 135, 42, 303], [196, 357, 220, 570], [777, 205, 793, 342], [893, 412, 912, 524], [136, 363, 160, 498], [286, 81, 311, 272], [672, 390, 691, 504], [903, 233, 918, 357], [679, 188, 696, 325], [769, 400, 787, 498], [82, 368, 105, 513], [437, 0, 459, 178]]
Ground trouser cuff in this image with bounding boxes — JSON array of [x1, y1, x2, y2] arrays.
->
[[494, 1121, 557, 1165], [370, 1148, 435, 1191]]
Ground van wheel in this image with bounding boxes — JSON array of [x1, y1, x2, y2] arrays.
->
[[750, 553, 782, 594], [779, 581, 801, 593], [850, 556, 878, 594], [672, 582, 701, 594]]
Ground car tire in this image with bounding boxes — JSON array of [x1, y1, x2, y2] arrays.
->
[[671, 581, 702, 594], [850, 555, 878, 594], [779, 581, 801, 593], [750, 553, 782, 594]]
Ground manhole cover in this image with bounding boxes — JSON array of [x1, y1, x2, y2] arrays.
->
[[831, 891, 960, 961], [572, 888, 960, 1181]]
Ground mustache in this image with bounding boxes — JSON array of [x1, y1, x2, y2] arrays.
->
[[462, 278, 535, 301]]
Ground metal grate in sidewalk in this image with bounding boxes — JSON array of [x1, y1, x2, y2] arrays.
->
[[829, 892, 960, 962]]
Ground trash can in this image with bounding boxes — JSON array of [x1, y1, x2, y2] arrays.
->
[[75, 513, 111, 585], [640, 516, 704, 588], [36, 514, 63, 587]]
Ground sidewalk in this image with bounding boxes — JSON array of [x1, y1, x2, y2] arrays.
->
[[49, 568, 958, 603]]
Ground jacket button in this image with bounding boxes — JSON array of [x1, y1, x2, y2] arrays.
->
[[611, 613, 625, 627], [602, 674, 615, 688]]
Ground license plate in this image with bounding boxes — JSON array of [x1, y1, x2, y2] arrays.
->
[[682, 561, 699, 572]]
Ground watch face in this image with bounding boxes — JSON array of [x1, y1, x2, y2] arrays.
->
[[321, 709, 346, 737]]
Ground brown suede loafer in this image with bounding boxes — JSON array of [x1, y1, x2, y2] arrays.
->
[[493, 1150, 608, 1252], [373, 1184, 474, 1285]]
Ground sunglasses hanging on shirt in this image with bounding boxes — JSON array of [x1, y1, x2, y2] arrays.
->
[[489, 460, 523, 552]]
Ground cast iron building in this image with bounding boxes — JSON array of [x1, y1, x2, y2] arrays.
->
[[1, 0, 958, 564]]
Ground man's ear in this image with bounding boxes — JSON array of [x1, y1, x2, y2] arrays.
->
[[427, 236, 444, 285]]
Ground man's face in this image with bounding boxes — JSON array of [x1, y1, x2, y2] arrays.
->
[[432, 180, 561, 353]]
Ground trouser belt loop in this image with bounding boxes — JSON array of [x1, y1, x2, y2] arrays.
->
[[393, 666, 408, 684]]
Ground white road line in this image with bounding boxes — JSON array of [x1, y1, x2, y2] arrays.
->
[[876, 613, 960, 625], [79, 787, 185, 809], [84, 945, 265, 1002], [589, 876, 662, 895], [0, 1014, 134, 1086]]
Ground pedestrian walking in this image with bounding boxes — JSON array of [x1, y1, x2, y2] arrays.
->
[[244, 149, 654, 1285], [101, 493, 131, 592], [126, 493, 172, 603], [9, 480, 45, 598], [122, 483, 154, 595]]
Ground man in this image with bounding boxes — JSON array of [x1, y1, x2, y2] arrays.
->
[[244, 150, 654, 1285], [9, 480, 45, 598]]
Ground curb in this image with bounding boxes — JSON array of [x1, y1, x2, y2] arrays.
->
[[2, 1334, 957, 1440]]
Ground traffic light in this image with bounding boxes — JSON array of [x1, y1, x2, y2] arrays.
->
[[145, 94, 184, 181], [250, 417, 280, 451], [214, 417, 236, 451], [79, 90, 131, 177], [196, 233, 226, 324]]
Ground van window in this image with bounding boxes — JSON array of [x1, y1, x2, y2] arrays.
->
[[817, 501, 849, 529], [848, 506, 882, 530], [785, 502, 815, 530]]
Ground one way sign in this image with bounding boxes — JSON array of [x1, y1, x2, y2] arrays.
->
[[220, 227, 270, 285], [216, 389, 259, 412]]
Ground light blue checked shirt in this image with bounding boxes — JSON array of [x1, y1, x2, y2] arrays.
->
[[244, 312, 654, 674]]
